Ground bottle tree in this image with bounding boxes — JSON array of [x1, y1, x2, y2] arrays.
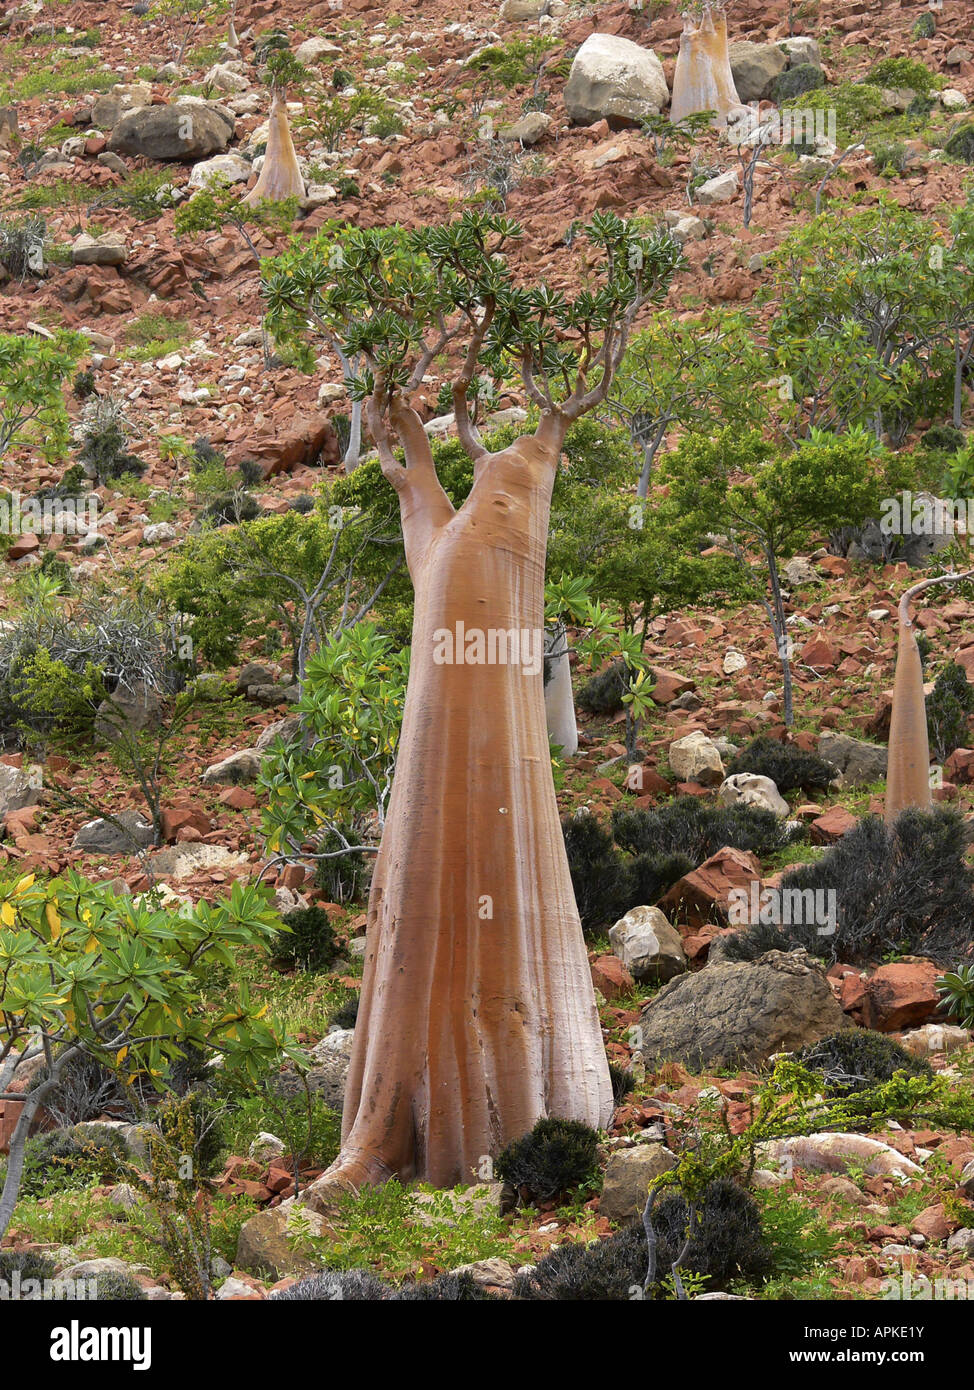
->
[[263, 210, 681, 1193]]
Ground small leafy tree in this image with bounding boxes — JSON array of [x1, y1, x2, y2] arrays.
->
[[259, 621, 408, 879], [0, 874, 303, 1239], [0, 332, 83, 466], [664, 427, 890, 725], [611, 307, 767, 496]]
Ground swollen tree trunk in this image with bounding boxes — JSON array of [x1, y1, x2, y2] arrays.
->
[[243, 91, 305, 206], [544, 623, 578, 757], [307, 411, 612, 1197], [885, 571, 973, 824], [670, 3, 742, 128]]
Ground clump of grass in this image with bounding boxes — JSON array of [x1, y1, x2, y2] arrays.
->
[[123, 311, 192, 361]]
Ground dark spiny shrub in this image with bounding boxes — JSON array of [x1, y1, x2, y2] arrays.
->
[[577, 659, 628, 716], [513, 1221, 646, 1300], [238, 458, 264, 488], [561, 811, 632, 934], [392, 1271, 496, 1300], [313, 829, 368, 904], [289, 493, 315, 514], [625, 851, 694, 906], [199, 491, 261, 527], [771, 63, 824, 104], [19, 1127, 129, 1198], [328, 994, 360, 1030], [912, 11, 935, 38], [611, 797, 803, 864], [494, 1117, 601, 1204], [28, 1052, 134, 1127], [270, 1269, 390, 1300], [0, 1250, 56, 1283], [609, 1062, 634, 1101], [711, 920, 795, 963], [927, 660, 974, 763], [54, 1269, 147, 1300], [945, 125, 974, 164], [273, 904, 339, 973], [725, 735, 835, 793], [515, 1178, 770, 1298], [777, 809, 974, 965], [797, 1029, 932, 1097]]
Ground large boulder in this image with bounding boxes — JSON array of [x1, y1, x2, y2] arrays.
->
[[108, 102, 234, 160], [564, 34, 668, 126], [634, 949, 849, 1070], [718, 773, 790, 818], [757, 1133, 922, 1180], [667, 729, 724, 785], [0, 762, 41, 820], [236, 1198, 328, 1278], [728, 40, 788, 102], [201, 749, 261, 784], [599, 1144, 678, 1223], [817, 732, 887, 786], [271, 1029, 354, 1111], [72, 808, 156, 854], [609, 905, 686, 982]]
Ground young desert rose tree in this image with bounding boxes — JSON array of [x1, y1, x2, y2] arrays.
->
[[263, 210, 682, 1193], [242, 34, 306, 207], [885, 570, 974, 825]]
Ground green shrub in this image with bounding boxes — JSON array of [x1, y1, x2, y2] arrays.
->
[[797, 1029, 932, 1096], [494, 1117, 600, 1204], [922, 425, 966, 454], [0, 1249, 56, 1283], [561, 812, 687, 936], [868, 57, 936, 96], [18, 1127, 129, 1199], [515, 1178, 771, 1298], [776, 809, 974, 964], [771, 63, 824, 104], [611, 797, 803, 865], [272, 905, 339, 973], [77, 396, 144, 484], [944, 124, 974, 164], [912, 12, 935, 38], [936, 963, 974, 1028], [793, 82, 886, 142], [155, 1091, 226, 1179], [927, 660, 974, 763], [725, 735, 836, 793], [871, 140, 911, 177]]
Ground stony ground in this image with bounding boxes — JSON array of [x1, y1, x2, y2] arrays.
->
[[0, 0, 973, 1303]]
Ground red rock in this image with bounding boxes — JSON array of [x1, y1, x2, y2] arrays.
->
[[279, 864, 306, 891], [800, 634, 840, 669], [945, 749, 974, 784], [219, 786, 258, 810], [862, 961, 943, 1033], [911, 1203, 954, 1242], [649, 668, 695, 704], [590, 954, 634, 1001], [161, 805, 212, 841], [810, 805, 857, 844], [7, 533, 39, 560], [659, 847, 762, 928]]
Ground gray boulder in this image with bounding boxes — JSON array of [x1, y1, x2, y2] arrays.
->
[[0, 762, 41, 819], [599, 1144, 678, 1223], [634, 949, 849, 1070], [609, 905, 686, 983], [201, 749, 261, 784], [108, 103, 234, 160], [72, 809, 156, 853], [728, 41, 788, 102], [94, 681, 162, 745], [817, 731, 887, 786], [564, 34, 668, 126]]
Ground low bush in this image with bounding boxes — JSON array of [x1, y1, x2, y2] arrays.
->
[[493, 1117, 601, 1205], [797, 1029, 932, 1097], [776, 809, 974, 964], [927, 660, 974, 763], [577, 659, 627, 716], [724, 735, 835, 793], [770, 63, 824, 104], [17, 1127, 129, 1199], [611, 797, 803, 864], [272, 905, 339, 974]]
